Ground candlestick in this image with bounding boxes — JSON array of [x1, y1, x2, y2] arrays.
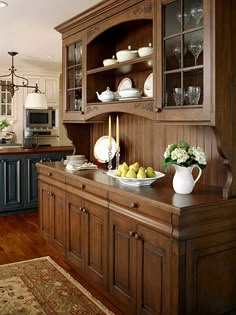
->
[[108, 146, 112, 170], [116, 115, 119, 150], [115, 147, 120, 170], [108, 115, 112, 149]]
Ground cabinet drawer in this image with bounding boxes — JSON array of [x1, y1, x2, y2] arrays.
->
[[38, 167, 65, 183], [66, 177, 108, 199], [109, 191, 171, 223]]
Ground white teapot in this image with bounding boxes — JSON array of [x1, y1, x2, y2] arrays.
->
[[96, 87, 117, 102]]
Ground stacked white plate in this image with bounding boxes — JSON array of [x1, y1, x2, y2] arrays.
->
[[64, 155, 87, 166]]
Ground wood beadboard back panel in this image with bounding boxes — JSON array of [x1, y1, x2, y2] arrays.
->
[[90, 113, 226, 188]]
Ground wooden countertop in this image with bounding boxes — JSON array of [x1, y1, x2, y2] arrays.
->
[[0, 146, 74, 155], [37, 161, 232, 213]]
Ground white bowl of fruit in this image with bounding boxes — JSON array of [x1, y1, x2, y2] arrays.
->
[[107, 162, 165, 186]]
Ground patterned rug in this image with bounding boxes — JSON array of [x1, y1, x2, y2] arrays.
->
[[0, 256, 114, 315]]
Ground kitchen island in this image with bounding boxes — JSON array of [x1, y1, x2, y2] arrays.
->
[[0, 146, 73, 214], [37, 161, 236, 315]]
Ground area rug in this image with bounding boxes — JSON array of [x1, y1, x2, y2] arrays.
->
[[0, 256, 114, 315]]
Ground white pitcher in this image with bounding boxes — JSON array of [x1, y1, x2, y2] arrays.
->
[[172, 164, 202, 194]]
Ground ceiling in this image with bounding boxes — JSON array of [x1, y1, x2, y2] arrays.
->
[[0, 0, 102, 73]]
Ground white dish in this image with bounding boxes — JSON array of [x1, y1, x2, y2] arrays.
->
[[94, 136, 117, 163], [103, 56, 118, 66], [116, 46, 139, 62], [118, 96, 142, 101], [107, 170, 165, 186], [138, 44, 153, 57], [144, 73, 153, 97], [118, 88, 142, 98], [117, 78, 133, 91]]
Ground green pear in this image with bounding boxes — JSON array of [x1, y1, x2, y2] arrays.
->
[[137, 167, 146, 178], [129, 162, 140, 173], [146, 166, 156, 178], [121, 170, 128, 177], [126, 169, 137, 178], [116, 169, 122, 177], [120, 162, 129, 173]]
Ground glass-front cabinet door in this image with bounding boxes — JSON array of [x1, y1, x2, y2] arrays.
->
[[63, 32, 85, 121], [158, 0, 212, 123]]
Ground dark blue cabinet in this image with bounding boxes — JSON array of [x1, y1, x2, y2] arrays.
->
[[24, 154, 42, 209], [0, 155, 24, 211], [0, 151, 68, 214]]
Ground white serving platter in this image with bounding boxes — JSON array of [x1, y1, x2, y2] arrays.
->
[[107, 170, 165, 186]]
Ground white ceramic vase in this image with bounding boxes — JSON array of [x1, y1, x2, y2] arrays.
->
[[172, 164, 202, 194]]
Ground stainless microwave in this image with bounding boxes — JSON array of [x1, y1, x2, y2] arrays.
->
[[25, 109, 56, 129]]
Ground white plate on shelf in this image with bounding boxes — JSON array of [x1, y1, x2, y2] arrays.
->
[[94, 136, 117, 163], [107, 170, 165, 186], [144, 73, 153, 97], [117, 77, 133, 91]]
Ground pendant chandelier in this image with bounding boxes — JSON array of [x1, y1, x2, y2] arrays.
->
[[0, 51, 47, 109]]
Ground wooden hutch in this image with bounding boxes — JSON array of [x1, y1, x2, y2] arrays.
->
[[36, 0, 236, 314]]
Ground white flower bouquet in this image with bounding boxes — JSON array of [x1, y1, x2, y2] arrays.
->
[[162, 140, 207, 172]]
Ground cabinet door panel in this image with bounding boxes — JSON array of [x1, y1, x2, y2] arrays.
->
[[66, 193, 84, 269], [84, 200, 108, 288], [136, 225, 171, 315], [109, 211, 136, 312], [1, 157, 23, 210], [39, 182, 50, 240], [24, 155, 41, 208], [51, 186, 65, 254]]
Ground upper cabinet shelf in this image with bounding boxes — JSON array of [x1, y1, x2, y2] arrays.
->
[[56, 0, 214, 123], [87, 56, 152, 75]]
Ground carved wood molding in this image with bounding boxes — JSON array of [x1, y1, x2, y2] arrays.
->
[[87, 1, 152, 40], [212, 126, 232, 199], [86, 105, 99, 114], [134, 102, 154, 112]]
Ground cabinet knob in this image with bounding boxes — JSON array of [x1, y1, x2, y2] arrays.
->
[[82, 208, 87, 214], [129, 231, 135, 237], [47, 191, 50, 196], [134, 233, 140, 240], [80, 184, 85, 189], [79, 207, 83, 212], [155, 107, 162, 113], [47, 172, 52, 176], [130, 202, 137, 209]]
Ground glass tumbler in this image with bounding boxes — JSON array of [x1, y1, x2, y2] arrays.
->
[[173, 88, 182, 106], [187, 86, 201, 105]]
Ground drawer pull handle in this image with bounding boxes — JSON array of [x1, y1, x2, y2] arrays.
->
[[47, 172, 52, 176], [130, 202, 137, 209], [134, 233, 140, 240], [129, 231, 135, 237], [80, 184, 85, 189]]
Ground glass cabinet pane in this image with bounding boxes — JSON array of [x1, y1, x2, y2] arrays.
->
[[164, 0, 181, 37], [184, 30, 203, 67], [66, 40, 83, 112], [184, 0, 203, 30], [165, 36, 182, 71], [163, 0, 204, 108]]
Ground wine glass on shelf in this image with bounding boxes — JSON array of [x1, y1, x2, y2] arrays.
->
[[188, 40, 203, 66], [190, 4, 203, 26], [173, 46, 181, 67], [173, 45, 188, 68], [176, 11, 190, 26]]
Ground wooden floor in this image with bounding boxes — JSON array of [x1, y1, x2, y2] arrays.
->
[[0, 211, 123, 315]]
